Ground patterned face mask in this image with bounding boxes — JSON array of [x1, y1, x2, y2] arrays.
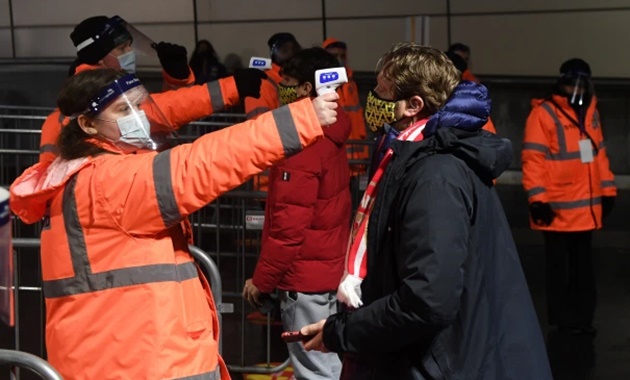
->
[[278, 84, 299, 106], [364, 90, 398, 132]]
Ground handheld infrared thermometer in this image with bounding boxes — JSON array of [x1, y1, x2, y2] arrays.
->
[[249, 57, 272, 70], [315, 67, 348, 96]]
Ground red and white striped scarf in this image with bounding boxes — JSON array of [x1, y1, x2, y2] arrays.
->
[[338, 119, 428, 308]]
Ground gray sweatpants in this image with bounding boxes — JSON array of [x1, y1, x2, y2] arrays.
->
[[280, 291, 342, 380]]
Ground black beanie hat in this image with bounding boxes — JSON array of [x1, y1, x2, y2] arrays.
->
[[267, 32, 298, 51], [71, 16, 132, 64], [560, 58, 591, 78]]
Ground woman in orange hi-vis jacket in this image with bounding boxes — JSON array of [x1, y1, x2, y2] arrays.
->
[[522, 58, 616, 334], [39, 15, 261, 165], [10, 69, 339, 380]]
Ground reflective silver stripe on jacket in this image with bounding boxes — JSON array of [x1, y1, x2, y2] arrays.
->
[[272, 106, 302, 157], [549, 197, 602, 210], [43, 174, 198, 298]]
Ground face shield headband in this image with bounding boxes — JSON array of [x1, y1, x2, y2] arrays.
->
[[88, 73, 142, 115]]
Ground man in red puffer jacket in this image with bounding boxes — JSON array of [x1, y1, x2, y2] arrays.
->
[[243, 47, 351, 380]]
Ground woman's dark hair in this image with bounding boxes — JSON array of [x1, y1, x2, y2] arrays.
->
[[190, 40, 218, 61], [189, 40, 227, 84], [56, 68, 125, 160], [280, 47, 340, 97]]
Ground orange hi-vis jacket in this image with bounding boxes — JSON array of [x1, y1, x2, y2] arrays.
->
[[462, 69, 480, 84], [322, 37, 369, 177], [337, 68, 368, 177], [39, 63, 221, 165], [244, 63, 283, 191], [483, 117, 497, 134], [161, 67, 196, 91], [522, 95, 616, 232], [10, 98, 324, 380]]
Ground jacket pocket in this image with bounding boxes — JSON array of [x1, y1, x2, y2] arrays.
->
[[180, 275, 213, 338], [548, 160, 581, 186]]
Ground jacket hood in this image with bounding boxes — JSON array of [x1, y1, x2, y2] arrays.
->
[[422, 81, 491, 138], [10, 157, 90, 224], [323, 109, 351, 146], [402, 81, 512, 182], [396, 128, 513, 183], [432, 128, 514, 182]]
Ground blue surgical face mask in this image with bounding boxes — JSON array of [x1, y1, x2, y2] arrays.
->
[[117, 50, 137, 73], [115, 110, 154, 149]]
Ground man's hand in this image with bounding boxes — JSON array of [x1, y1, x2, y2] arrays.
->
[[242, 278, 262, 308], [301, 319, 329, 352]]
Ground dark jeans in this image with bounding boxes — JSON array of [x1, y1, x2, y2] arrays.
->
[[544, 231, 597, 329]]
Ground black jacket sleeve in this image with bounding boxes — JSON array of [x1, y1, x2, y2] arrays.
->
[[323, 175, 472, 354]]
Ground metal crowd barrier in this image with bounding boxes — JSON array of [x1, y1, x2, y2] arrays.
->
[[188, 244, 233, 355], [0, 349, 62, 380]]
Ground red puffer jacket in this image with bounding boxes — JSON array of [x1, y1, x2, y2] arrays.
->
[[252, 110, 352, 293]]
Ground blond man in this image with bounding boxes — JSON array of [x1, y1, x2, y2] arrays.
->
[[301, 43, 552, 379]]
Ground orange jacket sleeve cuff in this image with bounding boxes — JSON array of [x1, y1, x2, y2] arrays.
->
[[161, 67, 195, 90], [527, 188, 548, 204], [601, 183, 617, 197], [216, 76, 240, 109]]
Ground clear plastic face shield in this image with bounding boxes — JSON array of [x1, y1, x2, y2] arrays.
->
[[559, 71, 594, 107], [107, 16, 158, 58], [271, 40, 301, 65], [87, 74, 173, 152]]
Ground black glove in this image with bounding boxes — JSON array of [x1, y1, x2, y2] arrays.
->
[[152, 42, 190, 80], [233, 69, 268, 99], [529, 202, 555, 226], [602, 196, 615, 218]]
